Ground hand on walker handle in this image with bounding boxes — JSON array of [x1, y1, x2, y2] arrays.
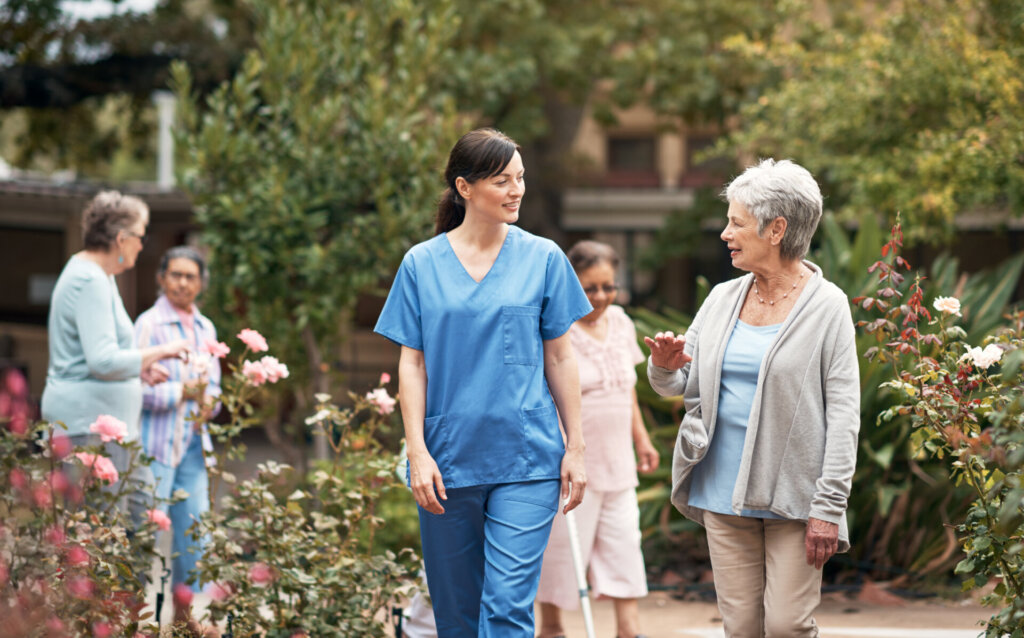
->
[[409, 450, 447, 514], [643, 330, 691, 370]]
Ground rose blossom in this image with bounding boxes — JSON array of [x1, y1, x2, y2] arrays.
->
[[206, 581, 232, 601], [92, 622, 113, 638], [933, 296, 962, 317], [4, 369, 27, 397], [33, 484, 52, 508], [379, 372, 391, 385], [74, 452, 120, 484], [248, 562, 275, 586], [237, 328, 269, 353], [65, 544, 90, 567], [8, 467, 28, 490], [45, 525, 66, 546], [365, 388, 396, 415], [204, 339, 230, 359], [50, 434, 73, 460], [66, 575, 93, 599], [47, 469, 71, 495], [242, 360, 268, 386], [965, 343, 1003, 369], [147, 508, 172, 531], [173, 583, 194, 608], [89, 414, 128, 443], [7, 413, 27, 435], [258, 356, 290, 383]]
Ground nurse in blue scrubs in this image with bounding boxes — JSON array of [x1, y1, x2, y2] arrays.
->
[[375, 128, 592, 637]]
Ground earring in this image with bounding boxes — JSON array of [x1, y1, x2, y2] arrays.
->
[[118, 255, 125, 264]]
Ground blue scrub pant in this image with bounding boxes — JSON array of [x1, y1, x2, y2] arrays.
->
[[418, 479, 560, 637], [150, 434, 210, 590]]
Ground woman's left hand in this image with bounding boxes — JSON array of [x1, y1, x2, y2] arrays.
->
[[636, 437, 660, 474], [805, 517, 839, 569], [560, 445, 586, 514]]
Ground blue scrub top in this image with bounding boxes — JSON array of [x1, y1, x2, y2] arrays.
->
[[374, 225, 592, 488]]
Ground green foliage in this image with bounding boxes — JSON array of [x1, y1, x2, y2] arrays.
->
[[194, 387, 418, 637], [172, 0, 461, 445], [0, 420, 162, 636], [721, 0, 1024, 243], [859, 221, 1024, 634]]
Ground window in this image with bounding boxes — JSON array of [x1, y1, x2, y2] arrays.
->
[[605, 136, 659, 187]]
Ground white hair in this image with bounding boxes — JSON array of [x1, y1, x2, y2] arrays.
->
[[723, 159, 823, 260]]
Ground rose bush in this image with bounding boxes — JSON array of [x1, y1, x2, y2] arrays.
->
[[858, 220, 1024, 635]]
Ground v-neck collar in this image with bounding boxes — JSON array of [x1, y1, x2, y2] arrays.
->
[[442, 225, 514, 286]]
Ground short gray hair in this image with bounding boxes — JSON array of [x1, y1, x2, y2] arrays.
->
[[723, 159, 822, 261], [81, 190, 149, 251]]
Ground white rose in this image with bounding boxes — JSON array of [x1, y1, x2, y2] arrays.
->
[[933, 296, 962, 317], [966, 344, 1003, 369]]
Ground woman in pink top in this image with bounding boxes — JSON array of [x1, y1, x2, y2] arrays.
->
[[536, 240, 659, 638]]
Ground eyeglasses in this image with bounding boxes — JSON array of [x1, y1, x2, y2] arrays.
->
[[124, 231, 147, 245], [583, 284, 619, 296]]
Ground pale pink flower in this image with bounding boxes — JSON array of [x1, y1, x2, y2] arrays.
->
[[965, 343, 1003, 369], [45, 619, 65, 633], [92, 621, 113, 638], [7, 413, 27, 435], [237, 328, 268, 353], [33, 484, 52, 508], [248, 562, 275, 586], [933, 296, 962, 317], [45, 525, 66, 546], [75, 452, 120, 483], [89, 414, 127, 443], [4, 368, 27, 397], [204, 339, 230, 359], [66, 544, 90, 567], [147, 508, 172, 531], [379, 372, 391, 385], [66, 575, 94, 599], [259, 356, 290, 383], [365, 388, 396, 415], [8, 467, 27, 490], [242, 359, 268, 386], [50, 434, 73, 460], [47, 469, 70, 495], [173, 583, 194, 608], [206, 581, 232, 601]]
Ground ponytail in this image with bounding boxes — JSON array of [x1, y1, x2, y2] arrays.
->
[[435, 187, 465, 235]]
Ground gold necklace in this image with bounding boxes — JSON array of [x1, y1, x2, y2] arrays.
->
[[752, 270, 805, 306]]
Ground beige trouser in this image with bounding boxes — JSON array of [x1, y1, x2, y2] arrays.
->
[[703, 511, 822, 638]]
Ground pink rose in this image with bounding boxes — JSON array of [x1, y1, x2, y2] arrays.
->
[[45, 618, 65, 633], [147, 508, 172, 532], [379, 372, 391, 385], [66, 544, 90, 567], [205, 581, 232, 601], [242, 360, 268, 386], [365, 388, 396, 415], [89, 414, 127, 443], [33, 484, 52, 508], [248, 562, 275, 586], [45, 525, 66, 546], [4, 369, 27, 397], [75, 452, 120, 484], [8, 467, 28, 490], [204, 339, 230, 359], [237, 329, 268, 353], [47, 469, 70, 495], [66, 575, 94, 599], [7, 413, 27, 435], [50, 434, 73, 460], [173, 583, 194, 608], [258, 356, 290, 383], [92, 621, 113, 638]]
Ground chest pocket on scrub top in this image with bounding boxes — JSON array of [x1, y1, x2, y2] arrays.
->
[[502, 305, 542, 365]]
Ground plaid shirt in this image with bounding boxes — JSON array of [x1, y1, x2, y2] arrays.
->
[[134, 295, 221, 467]]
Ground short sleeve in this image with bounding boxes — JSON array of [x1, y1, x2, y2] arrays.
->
[[620, 310, 645, 366], [540, 248, 592, 341], [374, 254, 424, 350]]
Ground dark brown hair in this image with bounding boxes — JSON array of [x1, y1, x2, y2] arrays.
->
[[81, 190, 149, 251], [566, 240, 620, 273], [435, 128, 521, 235]]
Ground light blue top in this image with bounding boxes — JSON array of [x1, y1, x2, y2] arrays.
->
[[41, 255, 143, 438], [689, 319, 783, 519], [374, 225, 592, 488]]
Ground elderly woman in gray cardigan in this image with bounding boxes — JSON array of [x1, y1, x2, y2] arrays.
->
[[645, 159, 859, 637]]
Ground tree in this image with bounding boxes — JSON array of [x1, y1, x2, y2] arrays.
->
[[719, 0, 1024, 243], [172, 0, 459, 463]]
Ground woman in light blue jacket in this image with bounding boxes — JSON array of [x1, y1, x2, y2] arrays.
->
[[645, 159, 860, 638], [42, 191, 188, 520]]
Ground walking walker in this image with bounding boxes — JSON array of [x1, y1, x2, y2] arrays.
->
[[564, 507, 597, 638]]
